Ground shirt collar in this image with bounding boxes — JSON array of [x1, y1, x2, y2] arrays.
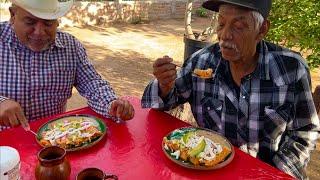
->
[[53, 31, 65, 48], [1, 22, 25, 50], [255, 41, 270, 81], [0, 22, 11, 43]]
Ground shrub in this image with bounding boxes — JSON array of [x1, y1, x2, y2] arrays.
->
[[195, 7, 208, 17], [266, 0, 320, 68]]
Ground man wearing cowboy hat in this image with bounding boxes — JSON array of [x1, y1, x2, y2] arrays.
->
[[0, 0, 135, 130], [142, 0, 319, 179]]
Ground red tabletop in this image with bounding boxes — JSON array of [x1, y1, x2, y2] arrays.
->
[[0, 96, 294, 180]]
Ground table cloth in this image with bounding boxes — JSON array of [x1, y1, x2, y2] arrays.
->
[[0, 96, 294, 179]]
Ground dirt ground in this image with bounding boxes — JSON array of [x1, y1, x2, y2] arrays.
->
[[61, 17, 320, 179]]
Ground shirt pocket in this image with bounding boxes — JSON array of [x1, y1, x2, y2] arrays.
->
[[262, 103, 292, 148], [201, 97, 223, 131]]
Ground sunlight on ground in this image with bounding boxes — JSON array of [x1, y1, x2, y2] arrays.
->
[[64, 26, 185, 63]]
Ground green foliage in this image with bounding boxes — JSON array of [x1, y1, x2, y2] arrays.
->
[[266, 0, 320, 68], [195, 7, 208, 17]]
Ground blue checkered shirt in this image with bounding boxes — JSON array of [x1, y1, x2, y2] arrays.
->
[[142, 41, 319, 179], [0, 22, 117, 131]]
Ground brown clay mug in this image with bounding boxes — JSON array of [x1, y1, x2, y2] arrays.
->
[[35, 146, 71, 180], [76, 168, 118, 180]]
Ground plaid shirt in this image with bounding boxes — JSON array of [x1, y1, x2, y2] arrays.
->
[[0, 22, 117, 131], [142, 41, 319, 179]]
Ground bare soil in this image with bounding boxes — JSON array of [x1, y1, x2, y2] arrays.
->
[[62, 17, 320, 179]]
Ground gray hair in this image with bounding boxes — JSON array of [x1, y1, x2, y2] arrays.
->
[[251, 11, 265, 30], [219, 4, 265, 31]]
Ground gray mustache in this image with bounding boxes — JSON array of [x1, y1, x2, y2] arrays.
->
[[219, 41, 237, 50]]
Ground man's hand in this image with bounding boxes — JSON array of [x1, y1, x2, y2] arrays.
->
[[108, 98, 135, 121], [153, 56, 177, 98], [0, 99, 29, 128]]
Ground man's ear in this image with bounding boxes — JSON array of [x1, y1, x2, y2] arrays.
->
[[257, 20, 270, 41], [9, 7, 16, 24]]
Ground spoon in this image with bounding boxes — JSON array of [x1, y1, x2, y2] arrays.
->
[[111, 116, 125, 124], [23, 124, 37, 136], [172, 63, 182, 68], [27, 129, 38, 136]]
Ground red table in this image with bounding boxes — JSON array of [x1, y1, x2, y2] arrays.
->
[[0, 96, 294, 179]]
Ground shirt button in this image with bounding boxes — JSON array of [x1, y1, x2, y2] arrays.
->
[[242, 96, 246, 99], [207, 107, 211, 110]]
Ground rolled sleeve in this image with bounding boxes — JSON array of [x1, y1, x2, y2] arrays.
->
[[141, 79, 176, 110]]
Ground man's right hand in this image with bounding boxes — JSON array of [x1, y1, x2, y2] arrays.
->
[[153, 56, 177, 98], [0, 99, 28, 128]]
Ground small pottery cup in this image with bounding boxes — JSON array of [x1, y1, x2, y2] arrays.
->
[[35, 146, 71, 180], [76, 168, 118, 180]]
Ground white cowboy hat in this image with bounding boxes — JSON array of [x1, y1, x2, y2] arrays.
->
[[11, 0, 74, 20]]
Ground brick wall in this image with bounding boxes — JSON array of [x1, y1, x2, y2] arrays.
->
[[62, 1, 204, 26], [0, 1, 205, 26]]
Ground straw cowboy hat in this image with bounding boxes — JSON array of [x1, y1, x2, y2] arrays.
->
[[11, 0, 74, 20]]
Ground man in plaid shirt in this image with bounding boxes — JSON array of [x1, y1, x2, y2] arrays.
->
[[0, 0, 134, 131], [141, 0, 319, 179]]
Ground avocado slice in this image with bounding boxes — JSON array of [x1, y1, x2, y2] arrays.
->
[[188, 138, 206, 157], [182, 131, 195, 144]]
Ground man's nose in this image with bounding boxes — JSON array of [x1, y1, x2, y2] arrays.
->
[[219, 26, 233, 41], [33, 22, 46, 36]]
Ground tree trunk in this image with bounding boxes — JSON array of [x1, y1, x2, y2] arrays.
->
[[184, 0, 195, 39], [205, 12, 218, 42]]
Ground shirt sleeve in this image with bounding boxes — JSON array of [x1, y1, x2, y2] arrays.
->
[[141, 58, 196, 111], [272, 64, 320, 179], [141, 46, 216, 110], [74, 41, 117, 118], [141, 79, 176, 110]]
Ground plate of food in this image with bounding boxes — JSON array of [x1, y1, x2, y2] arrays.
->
[[162, 127, 234, 170], [36, 114, 107, 152]]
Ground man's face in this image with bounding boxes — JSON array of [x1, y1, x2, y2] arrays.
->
[[9, 6, 59, 52], [217, 5, 264, 63]]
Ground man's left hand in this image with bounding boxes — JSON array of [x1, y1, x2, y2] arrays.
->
[[108, 98, 135, 121]]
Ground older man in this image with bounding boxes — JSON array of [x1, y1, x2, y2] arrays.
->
[[141, 0, 319, 179], [0, 0, 134, 131]]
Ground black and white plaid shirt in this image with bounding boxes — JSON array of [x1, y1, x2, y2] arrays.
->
[[142, 41, 319, 179]]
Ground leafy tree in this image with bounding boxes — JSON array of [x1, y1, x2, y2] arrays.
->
[[266, 0, 320, 68]]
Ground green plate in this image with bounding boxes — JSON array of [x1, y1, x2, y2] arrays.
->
[[36, 114, 107, 152], [162, 127, 234, 170]]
